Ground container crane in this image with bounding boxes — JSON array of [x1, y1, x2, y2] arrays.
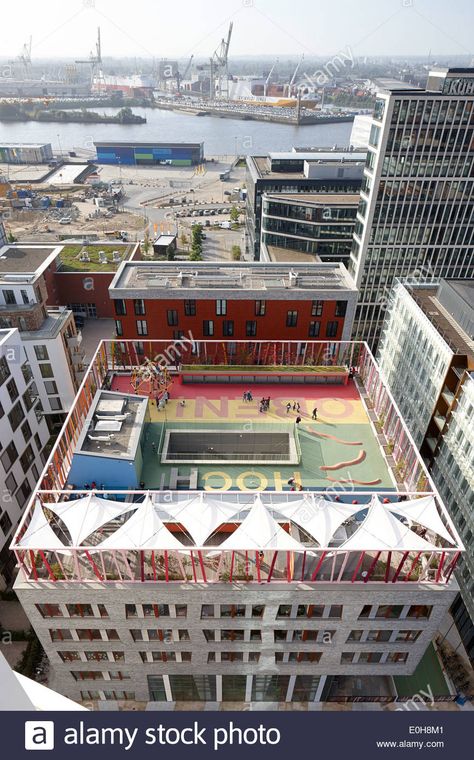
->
[[176, 54, 194, 93], [264, 60, 278, 98], [75, 27, 103, 92], [210, 22, 233, 100], [287, 54, 304, 97]]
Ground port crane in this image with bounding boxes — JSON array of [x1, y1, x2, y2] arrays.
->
[[75, 27, 104, 91], [287, 54, 304, 97], [18, 37, 33, 80], [210, 22, 233, 99], [176, 54, 194, 93]]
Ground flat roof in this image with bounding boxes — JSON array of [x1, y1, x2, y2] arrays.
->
[[0, 142, 51, 149], [268, 151, 367, 161], [0, 244, 63, 280], [109, 261, 357, 298], [264, 245, 322, 264], [56, 243, 137, 273], [94, 141, 203, 148], [250, 154, 365, 181], [75, 390, 148, 461], [410, 286, 474, 361], [154, 234, 176, 245]]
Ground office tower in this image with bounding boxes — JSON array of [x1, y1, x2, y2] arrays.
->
[[245, 149, 365, 261], [378, 278, 474, 664], [11, 338, 462, 706], [349, 67, 474, 348]]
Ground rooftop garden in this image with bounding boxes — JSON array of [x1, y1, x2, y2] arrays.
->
[[57, 244, 133, 272]]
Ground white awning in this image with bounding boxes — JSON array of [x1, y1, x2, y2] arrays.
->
[[340, 495, 438, 551], [274, 496, 363, 546], [158, 494, 243, 546], [387, 496, 456, 545], [99, 495, 186, 550], [17, 501, 66, 550], [219, 495, 305, 551], [47, 494, 137, 546]]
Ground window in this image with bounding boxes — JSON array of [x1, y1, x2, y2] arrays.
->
[[201, 605, 214, 618], [44, 380, 58, 395], [220, 605, 245, 618], [0, 512, 12, 535], [66, 604, 108, 618], [252, 675, 290, 702], [326, 321, 338, 338], [359, 652, 382, 663], [20, 445, 34, 473], [34, 345, 49, 361], [309, 321, 320, 337], [2, 289, 16, 305], [335, 300, 347, 317], [134, 299, 145, 316], [387, 652, 408, 663], [21, 289, 29, 304], [49, 629, 73, 642], [203, 320, 214, 336], [5, 473, 17, 495], [115, 320, 123, 337], [36, 604, 63, 618], [76, 629, 119, 641], [255, 300, 266, 316], [184, 300, 196, 316], [222, 320, 234, 337], [1, 441, 18, 472], [114, 300, 127, 316], [246, 320, 257, 337], [6, 378, 19, 402], [8, 401, 25, 432], [16, 479, 32, 508], [167, 310, 178, 326], [222, 675, 247, 701], [169, 675, 216, 702], [286, 310, 298, 327], [39, 364, 54, 379], [216, 299, 226, 316], [136, 320, 148, 336], [312, 300, 323, 317], [407, 605, 432, 619], [395, 630, 421, 642], [341, 652, 355, 663], [347, 630, 363, 642], [367, 630, 392, 642], [21, 419, 32, 442], [252, 605, 264, 617]]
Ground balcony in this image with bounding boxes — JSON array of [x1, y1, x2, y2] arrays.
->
[[67, 331, 82, 350]]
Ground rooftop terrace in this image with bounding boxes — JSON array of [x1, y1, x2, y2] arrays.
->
[[11, 340, 463, 586], [56, 243, 137, 273]]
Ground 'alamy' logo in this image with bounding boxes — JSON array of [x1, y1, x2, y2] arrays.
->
[[24, 721, 55, 751]]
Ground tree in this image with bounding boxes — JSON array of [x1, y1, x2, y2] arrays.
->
[[180, 232, 189, 250], [231, 245, 242, 261], [189, 249, 202, 261], [230, 205, 240, 222]]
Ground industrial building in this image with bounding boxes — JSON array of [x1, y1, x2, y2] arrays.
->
[[245, 149, 366, 260], [108, 261, 358, 343], [377, 279, 474, 666], [348, 67, 474, 348], [0, 142, 53, 164], [94, 142, 204, 167], [11, 338, 462, 706]]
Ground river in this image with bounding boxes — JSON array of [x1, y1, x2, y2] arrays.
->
[[0, 107, 353, 156]]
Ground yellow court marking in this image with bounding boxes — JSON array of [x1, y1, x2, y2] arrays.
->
[[148, 397, 369, 425]]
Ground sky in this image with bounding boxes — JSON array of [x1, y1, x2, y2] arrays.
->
[[1, 0, 473, 60]]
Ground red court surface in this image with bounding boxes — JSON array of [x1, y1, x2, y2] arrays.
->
[[110, 373, 360, 401]]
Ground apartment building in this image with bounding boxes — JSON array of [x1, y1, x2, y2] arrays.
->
[[12, 339, 462, 705], [0, 328, 50, 587], [108, 261, 357, 344], [245, 149, 365, 260], [0, 243, 86, 428], [349, 67, 474, 348], [377, 279, 474, 664]]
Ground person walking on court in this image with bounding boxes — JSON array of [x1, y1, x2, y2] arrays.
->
[[266, 397, 271, 410], [312, 407, 318, 420], [296, 401, 301, 413], [286, 402, 291, 414], [296, 416, 302, 425]]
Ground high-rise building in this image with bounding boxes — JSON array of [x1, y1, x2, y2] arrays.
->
[[349, 67, 474, 348], [0, 328, 50, 587], [11, 339, 462, 706], [377, 279, 474, 665]]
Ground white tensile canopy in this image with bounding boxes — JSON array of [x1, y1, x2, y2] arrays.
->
[[99, 494, 186, 550], [218, 495, 305, 552], [273, 496, 364, 547], [158, 494, 243, 546], [17, 500, 66, 550], [46, 494, 137, 546], [387, 496, 456, 546], [340, 494, 438, 551]]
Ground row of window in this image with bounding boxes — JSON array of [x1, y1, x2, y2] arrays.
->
[[115, 318, 342, 338], [115, 299, 347, 320], [38, 603, 433, 621]]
